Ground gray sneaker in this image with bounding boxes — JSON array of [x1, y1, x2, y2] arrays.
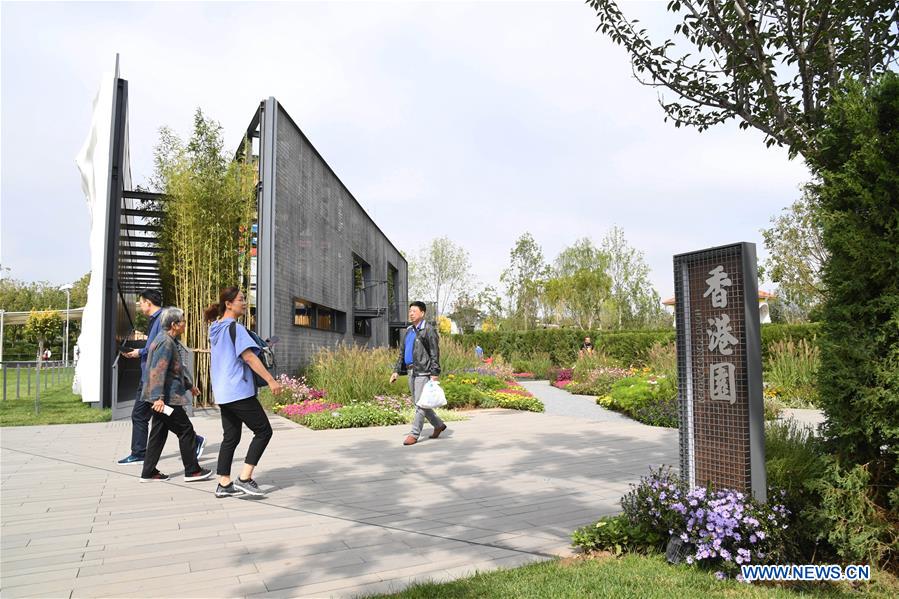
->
[[215, 483, 245, 498], [233, 477, 266, 497]]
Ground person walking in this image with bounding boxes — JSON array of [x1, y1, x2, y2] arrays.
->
[[205, 287, 283, 498], [139, 307, 212, 483], [118, 290, 205, 465], [390, 301, 446, 446]]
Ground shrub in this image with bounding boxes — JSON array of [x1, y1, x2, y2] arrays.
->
[[645, 342, 677, 378], [460, 324, 817, 369], [573, 349, 622, 376], [567, 367, 631, 397], [439, 336, 481, 374], [810, 459, 899, 567], [441, 380, 491, 409], [763, 395, 784, 421], [301, 403, 407, 430], [306, 345, 395, 404], [765, 420, 831, 563], [765, 420, 833, 563], [764, 339, 820, 408], [599, 374, 678, 428], [572, 514, 663, 555], [813, 74, 899, 514], [509, 351, 555, 380]]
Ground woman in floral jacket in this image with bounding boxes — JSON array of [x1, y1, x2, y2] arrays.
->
[[139, 307, 212, 483]]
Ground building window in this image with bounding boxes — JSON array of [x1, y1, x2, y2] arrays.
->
[[353, 317, 371, 337], [294, 298, 345, 333], [317, 309, 333, 331], [294, 299, 313, 327]]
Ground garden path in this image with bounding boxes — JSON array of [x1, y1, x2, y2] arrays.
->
[[517, 380, 635, 423], [1, 406, 677, 598]]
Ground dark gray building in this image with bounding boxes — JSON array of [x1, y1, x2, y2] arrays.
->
[[90, 74, 407, 417], [249, 98, 409, 374]]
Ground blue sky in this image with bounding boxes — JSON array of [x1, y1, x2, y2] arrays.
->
[[1, 1, 808, 302]]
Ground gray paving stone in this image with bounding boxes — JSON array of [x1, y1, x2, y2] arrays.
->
[[1, 397, 676, 597]]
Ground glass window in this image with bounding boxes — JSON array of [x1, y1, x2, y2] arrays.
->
[[294, 299, 313, 327], [317, 309, 333, 331], [354, 317, 371, 337]]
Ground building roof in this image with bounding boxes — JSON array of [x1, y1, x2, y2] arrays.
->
[[662, 290, 776, 307]]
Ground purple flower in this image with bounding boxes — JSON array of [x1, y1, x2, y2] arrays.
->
[[715, 571, 726, 580]]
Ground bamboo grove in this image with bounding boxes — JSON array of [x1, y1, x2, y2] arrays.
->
[[151, 110, 256, 404]]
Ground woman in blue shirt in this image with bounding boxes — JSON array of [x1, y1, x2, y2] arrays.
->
[[205, 287, 283, 498]]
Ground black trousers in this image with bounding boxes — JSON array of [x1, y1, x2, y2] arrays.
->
[[141, 405, 200, 478], [217, 396, 273, 476]]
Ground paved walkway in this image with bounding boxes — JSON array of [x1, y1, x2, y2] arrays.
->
[[779, 408, 826, 433], [1, 401, 677, 598], [518, 380, 635, 423]]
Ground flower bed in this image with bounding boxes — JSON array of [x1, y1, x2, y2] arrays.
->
[[271, 369, 542, 430], [551, 368, 574, 388], [573, 467, 790, 580], [567, 366, 632, 396], [441, 373, 544, 412]]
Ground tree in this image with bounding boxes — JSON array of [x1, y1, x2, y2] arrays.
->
[[500, 233, 549, 330], [601, 227, 667, 329], [24, 310, 63, 359], [812, 73, 899, 513], [761, 186, 827, 319], [407, 237, 472, 316], [0, 274, 89, 312], [543, 238, 614, 329], [448, 291, 484, 334], [153, 110, 256, 402], [587, 0, 899, 159]]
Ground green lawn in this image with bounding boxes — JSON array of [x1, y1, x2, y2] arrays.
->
[[372, 554, 895, 599], [0, 367, 110, 426]]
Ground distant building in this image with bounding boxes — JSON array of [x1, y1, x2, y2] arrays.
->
[[75, 60, 407, 417], [662, 290, 776, 325]]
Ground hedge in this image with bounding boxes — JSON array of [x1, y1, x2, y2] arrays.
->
[[457, 323, 820, 367]]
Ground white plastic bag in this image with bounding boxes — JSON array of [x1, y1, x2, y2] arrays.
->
[[417, 380, 447, 409]]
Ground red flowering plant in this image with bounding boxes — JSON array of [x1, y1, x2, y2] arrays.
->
[[273, 375, 331, 422], [279, 400, 341, 419], [552, 368, 574, 388]]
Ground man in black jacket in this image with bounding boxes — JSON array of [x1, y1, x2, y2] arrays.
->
[[390, 301, 447, 446]]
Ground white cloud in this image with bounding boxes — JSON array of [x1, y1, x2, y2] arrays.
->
[[2, 1, 808, 304]]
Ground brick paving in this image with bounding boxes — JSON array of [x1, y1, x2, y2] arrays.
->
[[1, 400, 677, 598]]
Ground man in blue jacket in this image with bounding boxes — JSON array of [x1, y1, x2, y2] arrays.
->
[[117, 290, 205, 464], [390, 301, 447, 446]]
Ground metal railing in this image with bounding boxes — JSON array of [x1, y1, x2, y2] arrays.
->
[[1, 361, 74, 413]]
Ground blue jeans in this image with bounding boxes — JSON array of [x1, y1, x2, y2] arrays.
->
[[130, 385, 152, 458]]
